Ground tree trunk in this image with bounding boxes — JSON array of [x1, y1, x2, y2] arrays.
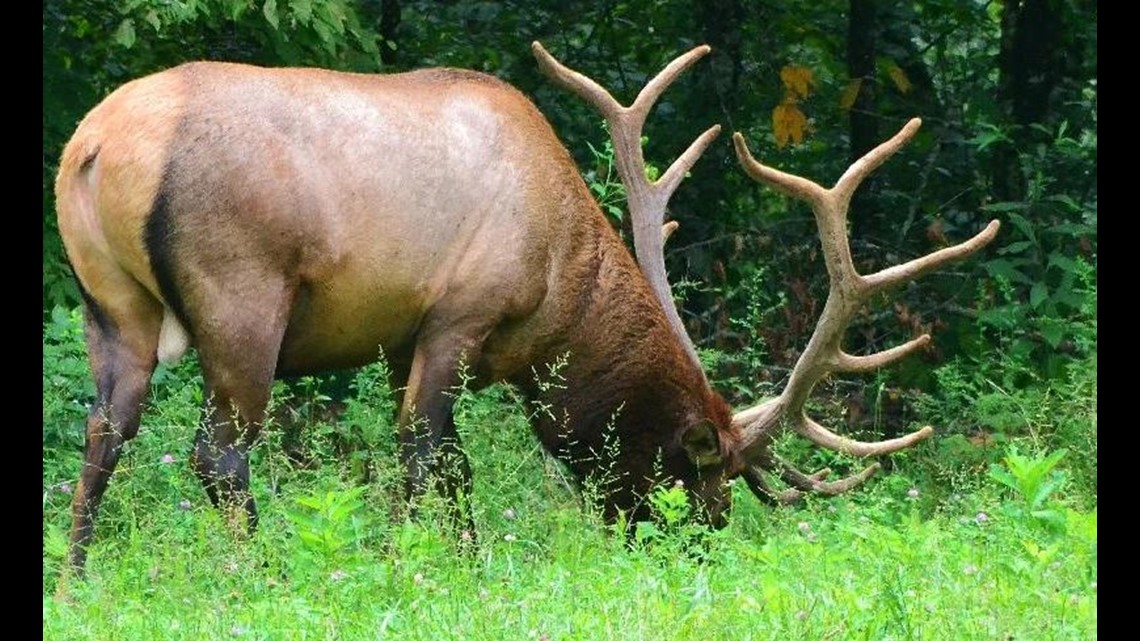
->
[[682, 0, 747, 344], [994, 0, 1069, 203], [687, 0, 745, 211]]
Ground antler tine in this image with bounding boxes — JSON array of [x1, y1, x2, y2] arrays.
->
[[734, 132, 859, 295], [795, 416, 934, 457], [656, 124, 723, 206], [742, 469, 804, 505], [836, 334, 931, 373], [776, 456, 881, 495], [533, 41, 718, 203], [630, 45, 713, 127], [742, 458, 874, 505], [533, 41, 721, 375], [733, 133, 828, 203], [862, 220, 1001, 294], [832, 118, 923, 204], [531, 41, 622, 120], [730, 118, 999, 501], [627, 127, 720, 378]]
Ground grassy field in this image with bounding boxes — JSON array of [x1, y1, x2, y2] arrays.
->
[[43, 309, 1097, 640]]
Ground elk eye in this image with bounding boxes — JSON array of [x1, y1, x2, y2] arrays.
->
[[681, 420, 722, 468]]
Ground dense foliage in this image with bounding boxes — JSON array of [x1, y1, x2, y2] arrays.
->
[[43, 0, 1097, 393], [43, 1, 1096, 636]]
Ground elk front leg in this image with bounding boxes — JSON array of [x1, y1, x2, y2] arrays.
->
[[397, 332, 480, 538], [187, 286, 291, 534], [190, 389, 266, 533]]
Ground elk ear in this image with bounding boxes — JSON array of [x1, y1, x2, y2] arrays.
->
[[681, 420, 723, 468]]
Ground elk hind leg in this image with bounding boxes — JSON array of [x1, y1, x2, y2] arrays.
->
[[68, 286, 161, 576]]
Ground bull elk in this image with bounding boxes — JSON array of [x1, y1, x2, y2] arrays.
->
[[54, 41, 998, 576]]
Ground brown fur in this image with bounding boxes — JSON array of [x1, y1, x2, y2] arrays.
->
[[55, 62, 740, 574]]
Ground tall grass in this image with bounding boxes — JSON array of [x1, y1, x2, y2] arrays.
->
[[43, 307, 1096, 639]]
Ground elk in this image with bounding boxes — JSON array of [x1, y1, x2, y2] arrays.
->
[[54, 41, 998, 576]]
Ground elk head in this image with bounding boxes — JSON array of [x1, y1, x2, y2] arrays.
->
[[532, 41, 999, 518]]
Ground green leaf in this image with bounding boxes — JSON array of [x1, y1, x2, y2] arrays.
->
[[1044, 193, 1082, 212], [50, 305, 70, 327], [144, 10, 162, 31], [1039, 320, 1065, 348], [43, 524, 69, 559], [224, 0, 249, 21], [1047, 253, 1078, 273], [981, 201, 1028, 213], [1046, 222, 1095, 236], [312, 18, 334, 47], [1006, 212, 1038, 245], [263, 0, 280, 30], [982, 258, 1034, 285], [997, 240, 1034, 255], [1031, 472, 1068, 510], [113, 18, 136, 49], [1031, 509, 1068, 531], [1030, 282, 1048, 308], [291, 0, 314, 23], [988, 464, 1020, 493], [325, 1, 349, 29], [635, 520, 661, 544], [1052, 288, 1087, 310], [971, 130, 1010, 151], [1040, 449, 1068, 473], [295, 495, 323, 509]]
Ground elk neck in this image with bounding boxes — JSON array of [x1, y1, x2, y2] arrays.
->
[[508, 207, 732, 490]]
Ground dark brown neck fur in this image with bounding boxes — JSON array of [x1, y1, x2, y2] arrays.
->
[[510, 217, 731, 517]]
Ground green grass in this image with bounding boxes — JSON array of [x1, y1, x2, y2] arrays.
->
[[43, 310, 1097, 640]]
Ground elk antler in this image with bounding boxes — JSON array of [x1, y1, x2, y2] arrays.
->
[[532, 41, 721, 376], [731, 118, 1000, 498]]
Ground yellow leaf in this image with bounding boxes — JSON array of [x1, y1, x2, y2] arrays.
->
[[772, 101, 808, 149], [840, 78, 863, 110], [779, 65, 814, 99], [886, 62, 912, 94]]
